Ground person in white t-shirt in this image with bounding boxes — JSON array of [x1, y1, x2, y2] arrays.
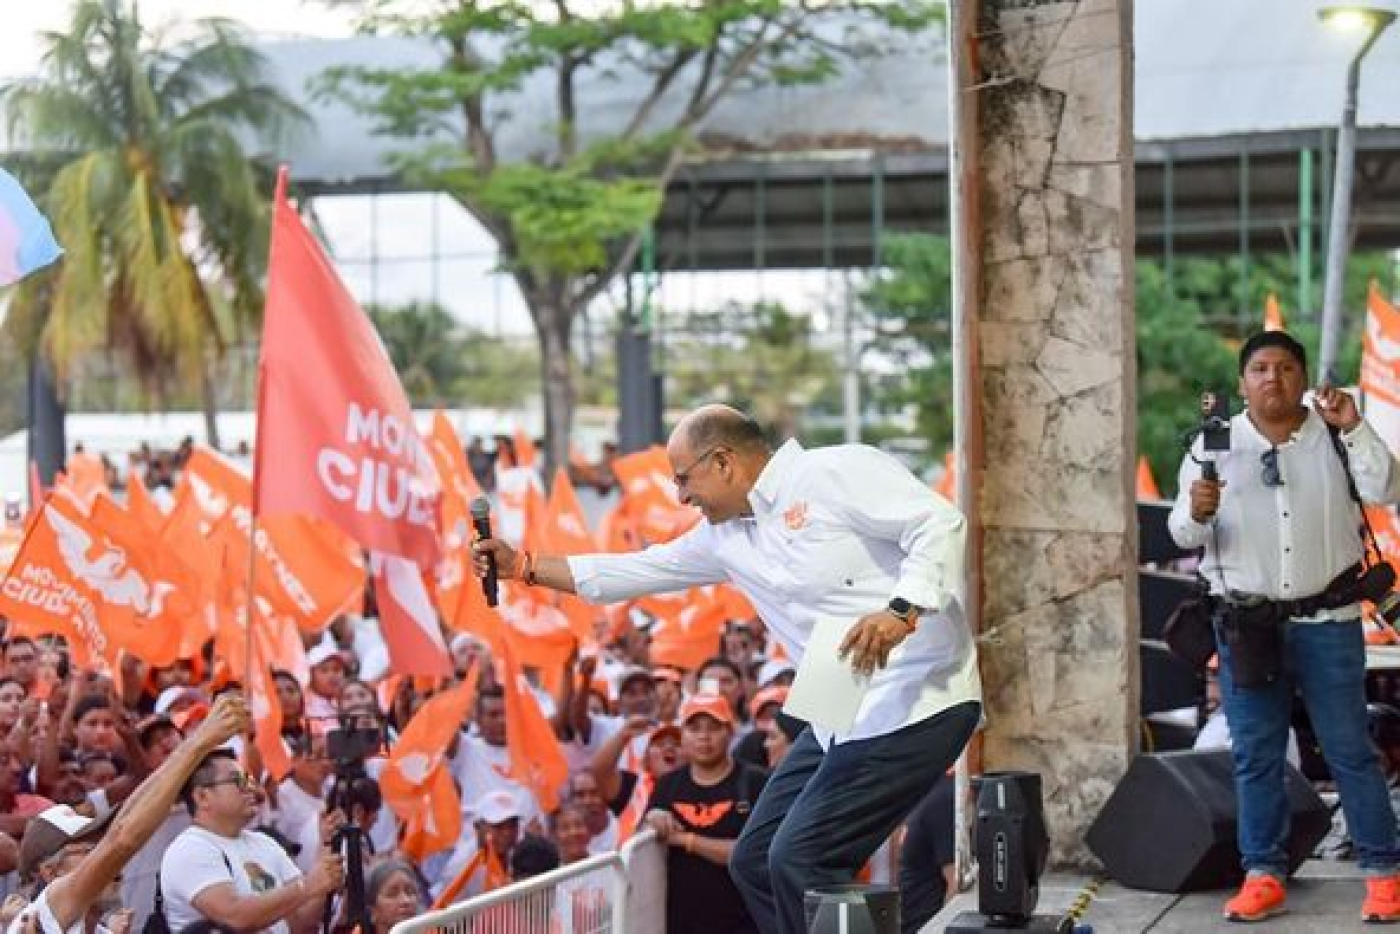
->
[[159, 750, 344, 934], [450, 686, 541, 828], [8, 696, 250, 934]]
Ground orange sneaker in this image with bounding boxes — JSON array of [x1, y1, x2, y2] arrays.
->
[[1363, 873, 1400, 923], [1224, 874, 1287, 923]]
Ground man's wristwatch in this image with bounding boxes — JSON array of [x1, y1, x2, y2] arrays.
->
[[887, 598, 924, 634]]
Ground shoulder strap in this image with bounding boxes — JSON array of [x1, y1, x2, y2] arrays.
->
[[1326, 424, 1384, 566]]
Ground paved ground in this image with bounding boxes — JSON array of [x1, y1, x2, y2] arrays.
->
[[927, 862, 1386, 933]]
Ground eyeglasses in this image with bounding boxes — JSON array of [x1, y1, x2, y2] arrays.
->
[[672, 447, 722, 490], [201, 771, 256, 792], [1261, 447, 1284, 488]]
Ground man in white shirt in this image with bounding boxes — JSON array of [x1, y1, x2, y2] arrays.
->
[[474, 404, 980, 934], [1170, 331, 1400, 923], [450, 686, 541, 830], [9, 696, 249, 934], [159, 749, 344, 934]]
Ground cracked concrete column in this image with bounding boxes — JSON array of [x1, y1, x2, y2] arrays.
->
[[949, 0, 1138, 865]]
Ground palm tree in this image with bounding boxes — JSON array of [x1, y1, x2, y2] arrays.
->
[[2, 0, 306, 449]]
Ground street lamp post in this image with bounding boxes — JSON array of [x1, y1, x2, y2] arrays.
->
[[1317, 2, 1397, 381]]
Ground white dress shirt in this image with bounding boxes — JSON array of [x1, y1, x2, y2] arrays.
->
[[568, 440, 981, 746], [1168, 408, 1400, 617]]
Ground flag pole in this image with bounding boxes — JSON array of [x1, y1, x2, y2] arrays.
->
[[245, 166, 288, 697]]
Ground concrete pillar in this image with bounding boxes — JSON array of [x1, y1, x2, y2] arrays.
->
[[949, 0, 1138, 865]]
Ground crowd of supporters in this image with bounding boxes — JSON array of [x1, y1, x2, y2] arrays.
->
[[0, 438, 956, 934]]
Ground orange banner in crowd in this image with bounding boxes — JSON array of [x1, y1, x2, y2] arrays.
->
[[1363, 283, 1400, 413], [254, 167, 440, 568], [124, 473, 166, 533], [181, 446, 364, 634], [610, 447, 698, 545], [381, 669, 478, 861], [64, 450, 108, 508], [512, 427, 538, 470], [372, 552, 452, 676], [1136, 456, 1162, 501], [497, 637, 568, 813], [0, 494, 182, 669], [1264, 293, 1285, 332]]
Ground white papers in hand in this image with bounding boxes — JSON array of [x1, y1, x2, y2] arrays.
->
[[784, 616, 870, 734]]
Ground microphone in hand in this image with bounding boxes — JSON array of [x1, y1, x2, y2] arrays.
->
[[470, 496, 498, 607]]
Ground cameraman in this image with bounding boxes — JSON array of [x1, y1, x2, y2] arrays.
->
[[1168, 331, 1400, 923]]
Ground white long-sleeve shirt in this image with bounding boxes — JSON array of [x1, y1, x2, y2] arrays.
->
[[1167, 408, 1400, 616], [568, 440, 981, 746]]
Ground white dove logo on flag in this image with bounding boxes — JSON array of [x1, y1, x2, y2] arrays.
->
[[394, 752, 438, 785], [46, 508, 172, 616], [1368, 313, 1400, 365]]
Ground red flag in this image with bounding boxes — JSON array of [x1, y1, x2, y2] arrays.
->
[[254, 167, 439, 567], [371, 553, 451, 676]]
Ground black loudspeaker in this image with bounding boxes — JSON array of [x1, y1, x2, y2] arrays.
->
[[1139, 640, 1204, 716], [1138, 569, 1198, 640], [1086, 749, 1330, 893], [1138, 501, 1194, 565]]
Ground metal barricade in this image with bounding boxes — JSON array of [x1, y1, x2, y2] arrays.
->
[[390, 830, 664, 934]]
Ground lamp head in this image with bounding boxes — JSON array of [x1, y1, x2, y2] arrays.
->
[[1320, 2, 1400, 33]]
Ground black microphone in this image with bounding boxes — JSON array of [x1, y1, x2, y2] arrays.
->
[[1202, 460, 1218, 482], [469, 496, 498, 607]]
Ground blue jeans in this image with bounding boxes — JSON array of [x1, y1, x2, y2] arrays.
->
[[1217, 617, 1399, 874], [729, 701, 979, 934]]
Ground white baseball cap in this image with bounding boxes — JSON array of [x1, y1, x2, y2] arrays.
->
[[472, 790, 523, 825]]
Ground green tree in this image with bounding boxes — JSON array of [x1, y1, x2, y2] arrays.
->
[[861, 233, 954, 449], [860, 234, 1398, 496], [322, 0, 940, 470], [664, 301, 842, 438], [2, 0, 305, 447], [369, 301, 539, 409]]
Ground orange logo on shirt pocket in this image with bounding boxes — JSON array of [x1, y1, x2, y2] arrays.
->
[[784, 502, 808, 531]]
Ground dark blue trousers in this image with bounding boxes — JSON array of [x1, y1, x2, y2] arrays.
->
[[729, 701, 980, 933]]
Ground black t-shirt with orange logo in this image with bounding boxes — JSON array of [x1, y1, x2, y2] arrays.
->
[[648, 762, 768, 934]]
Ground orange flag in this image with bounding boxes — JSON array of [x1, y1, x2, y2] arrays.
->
[[935, 451, 956, 500], [611, 447, 698, 545], [381, 671, 478, 861], [1264, 293, 1285, 332], [124, 474, 166, 535], [254, 167, 439, 568], [371, 552, 451, 677], [246, 618, 292, 782], [64, 451, 108, 508], [497, 637, 568, 813], [0, 494, 177, 669], [512, 427, 538, 469], [380, 671, 477, 821], [181, 447, 364, 634], [543, 468, 596, 554], [1136, 456, 1162, 501], [400, 766, 463, 865], [1362, 283, 1400, 451]]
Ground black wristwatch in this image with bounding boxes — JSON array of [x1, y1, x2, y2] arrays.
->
[[887, 598, 924, 634]]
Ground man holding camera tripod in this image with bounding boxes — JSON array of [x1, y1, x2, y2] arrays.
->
[[1169, 331, 1400, 924]]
